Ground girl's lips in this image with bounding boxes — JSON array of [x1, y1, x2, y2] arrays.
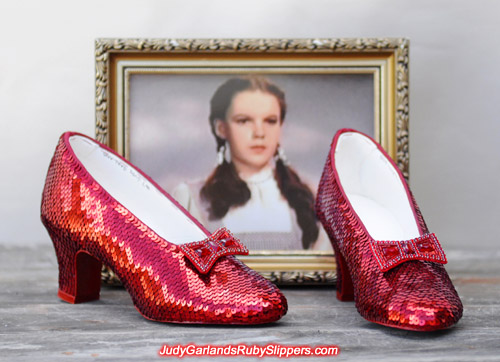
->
[[250, 145, 266, 152]]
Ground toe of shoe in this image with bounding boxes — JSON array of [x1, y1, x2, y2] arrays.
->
[[226, 284, 288, 325], [384, 298, 463, 331], [360, 263, 463, 331]]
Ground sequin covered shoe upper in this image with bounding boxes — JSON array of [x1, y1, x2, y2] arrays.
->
[[316, 129, 463, 331], [41, 132, 287, 324]]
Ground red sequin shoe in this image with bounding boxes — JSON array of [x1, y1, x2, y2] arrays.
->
[[316, 129, 463, 331], [41, 132, 287, 324]]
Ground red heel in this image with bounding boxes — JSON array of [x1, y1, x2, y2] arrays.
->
[[333, 246, 354, 301], [47, 228, 102, 304], [315, 191, 354, 301]]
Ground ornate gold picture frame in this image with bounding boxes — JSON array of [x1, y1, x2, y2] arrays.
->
[[95, 38, 409, 285]]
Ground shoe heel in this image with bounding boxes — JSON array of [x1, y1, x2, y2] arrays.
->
[[47, 228, 102, 304], [315, 202, 355, 302], [334, 247, 354, 301]]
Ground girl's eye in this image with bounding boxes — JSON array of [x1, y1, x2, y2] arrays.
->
[[265, 117, 278, 124]]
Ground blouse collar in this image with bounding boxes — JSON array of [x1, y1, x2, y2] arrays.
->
[[239, 165, 274, 184]]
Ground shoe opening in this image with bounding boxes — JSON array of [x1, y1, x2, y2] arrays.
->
[[334, 132, 420, 241], [69, 135, 208, 244]]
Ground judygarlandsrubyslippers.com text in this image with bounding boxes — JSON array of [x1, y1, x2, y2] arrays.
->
[[158, 343, 340, 358]]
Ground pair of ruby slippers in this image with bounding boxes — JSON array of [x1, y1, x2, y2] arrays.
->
[[41, 129, 462, 331]]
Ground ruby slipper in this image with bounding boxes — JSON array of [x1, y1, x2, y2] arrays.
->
[[41, 132, 287, 324], [316, 128, 462, 331]]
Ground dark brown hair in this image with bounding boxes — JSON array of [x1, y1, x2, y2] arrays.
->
[[200, 76, 319, 249]]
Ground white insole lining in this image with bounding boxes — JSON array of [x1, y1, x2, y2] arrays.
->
[[335, 132, 420, 241], [69, 135, 208, 244]]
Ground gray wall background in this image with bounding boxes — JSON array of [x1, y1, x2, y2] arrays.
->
[[1, 0, 498, 251]]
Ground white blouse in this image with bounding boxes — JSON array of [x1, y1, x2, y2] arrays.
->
[[173, 166, 303, 250]]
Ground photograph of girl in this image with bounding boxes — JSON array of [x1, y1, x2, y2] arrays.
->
[[128, 71, 374, 252], [173, 76, 320, 250]]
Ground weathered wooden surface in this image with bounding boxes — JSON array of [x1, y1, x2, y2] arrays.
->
[[1, 245, 499, 361]]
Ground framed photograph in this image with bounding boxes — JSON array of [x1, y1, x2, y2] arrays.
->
[[95, 38, 409, 285]]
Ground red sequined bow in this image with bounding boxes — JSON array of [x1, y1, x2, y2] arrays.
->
[[180, 228, 249, 274], [370, 233, 447, 272]]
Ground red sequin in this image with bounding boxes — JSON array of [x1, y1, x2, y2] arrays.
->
[[40, 132, 287, 324], [315, 129, 463, 331]]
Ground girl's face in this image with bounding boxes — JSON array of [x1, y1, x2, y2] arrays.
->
[[216, 90, 282, 176]]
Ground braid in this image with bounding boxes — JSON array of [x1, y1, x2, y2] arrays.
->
[[200, 159, 251, 220], [275, 158, 319, 249]]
